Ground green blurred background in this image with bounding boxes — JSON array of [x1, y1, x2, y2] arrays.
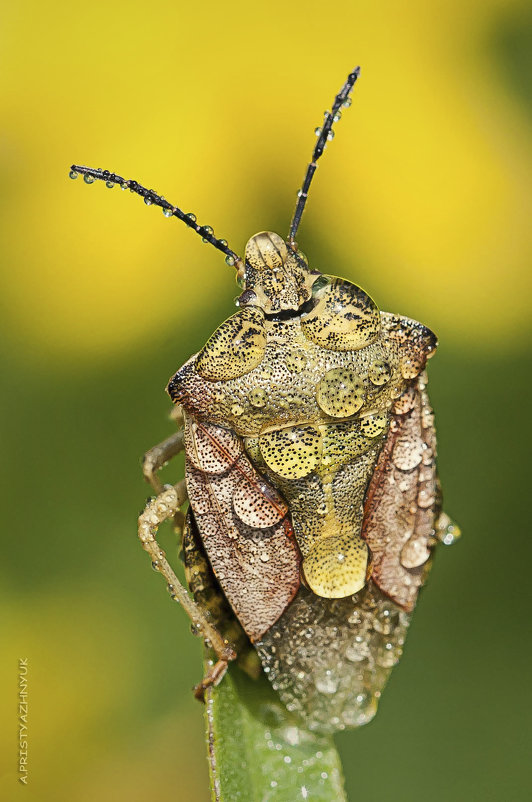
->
[[1, 0, 531, 799]]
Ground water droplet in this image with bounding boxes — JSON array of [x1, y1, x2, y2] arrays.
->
[[393, 437, 424, 471], [283, 755, 292, 764], [187, 212, 197, 222], [327, 130, 335, 141], [120, 182, 128, 190], [151, 560, 160, 572], [442, 530, 459, 546], [373, 601, 399, 634], [285, 352, 307, 373], [346, 642, 368, 662], [314, 127, 322, 137], [400, 355, 424, 379], [144, 196, 153, 206], [225, 255, 235, 267], [69, 169, 79, 180], [368, 359, 392, 386], [317, 367, 365, 417], [202, 225, 214, 242], [422, 446, 434, 466], [439, 514, 461, 545], [83, 173, 95, 184], [105, 180, 114, 189], [283, 725, 300, 745], [219, 239, 228, 247], [248, 387, 267, 408], [162, 206, 173, 217], [401, 537, 431, 568], [333, 111, 342, 122], [342, 97, 352, 109], [377, 641, 401, 668], [315, 670, 338, 694], [352, 690, 378, 725], [360, 411, 388, 438]]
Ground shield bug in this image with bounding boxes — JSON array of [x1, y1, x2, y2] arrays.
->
[[70, 67, 460, 733]]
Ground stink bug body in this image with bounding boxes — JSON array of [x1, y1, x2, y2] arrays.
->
[[71, 67, 459, 733]]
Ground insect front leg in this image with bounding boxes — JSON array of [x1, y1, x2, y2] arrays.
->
[[142, 407, 185, 529], [143, 415, 185, 494], [138, 485, 237, 694]]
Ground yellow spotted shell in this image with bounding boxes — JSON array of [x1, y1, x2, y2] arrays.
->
[[316, 367, 365, 418], [197, 307, 266, 381], [301, 277, 380, 351]]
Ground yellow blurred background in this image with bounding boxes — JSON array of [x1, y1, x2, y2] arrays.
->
[[1, 0, 531, 800]]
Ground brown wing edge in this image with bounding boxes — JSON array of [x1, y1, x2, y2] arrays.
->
[[185, 416, 301, 642], [361, 378, 442, 612]]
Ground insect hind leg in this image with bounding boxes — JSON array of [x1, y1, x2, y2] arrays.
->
[[138, 483, 236, 692]]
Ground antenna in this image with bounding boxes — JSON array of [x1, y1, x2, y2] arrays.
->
[[287, 66, 361, 247], [69, 165, 243, 269]]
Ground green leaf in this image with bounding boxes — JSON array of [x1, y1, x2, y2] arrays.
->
[[205, 662, 347, 802]]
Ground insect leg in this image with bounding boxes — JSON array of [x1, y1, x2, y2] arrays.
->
[[143, 431, 184, 495], [142, 409, 185, 529], [138, 484, 237, 686], [182, 509, 261, 697]]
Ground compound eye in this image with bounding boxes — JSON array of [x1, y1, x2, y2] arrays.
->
[[301, 277, 380, 351], [196, 307, 266, 381], [311, 274, 330, 295]]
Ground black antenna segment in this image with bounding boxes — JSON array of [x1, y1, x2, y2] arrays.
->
[[287, 66, 361, 247], [69, 165, 243, 268]]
